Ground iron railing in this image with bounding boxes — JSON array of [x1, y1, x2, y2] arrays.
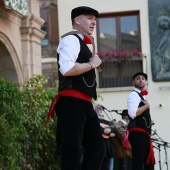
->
[[99, 59, 143, 88]]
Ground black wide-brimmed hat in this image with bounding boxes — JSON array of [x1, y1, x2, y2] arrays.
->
[[71, 6, 99, 20], [133, 72, 147, 80]]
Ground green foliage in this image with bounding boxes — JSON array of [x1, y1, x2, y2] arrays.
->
[[21, 75, 60, 169], [0, 74, 102, 169], [0, 75, 60, 169], [0, 78, 26, 169]]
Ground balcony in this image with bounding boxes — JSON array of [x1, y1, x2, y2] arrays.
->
[[99, 58, 143, 88]]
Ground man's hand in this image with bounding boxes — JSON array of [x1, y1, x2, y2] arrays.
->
[[141, 100, 150, 107], [136, 100, 150, 117], [109, 133, 115, 137], [89, 54, 102, 68], [104, 127, 111, 134]]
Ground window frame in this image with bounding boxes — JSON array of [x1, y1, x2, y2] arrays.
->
[[96, 11, 143, 89], [96, 10, 141, 52]]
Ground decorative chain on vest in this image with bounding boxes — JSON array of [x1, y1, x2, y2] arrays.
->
[[81, 77, 96, 87], [143, 117, 151, 128]]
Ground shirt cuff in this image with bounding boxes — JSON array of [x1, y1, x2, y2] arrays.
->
[[59, 62, 75, 75]]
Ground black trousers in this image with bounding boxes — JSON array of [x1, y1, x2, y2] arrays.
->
[[101, 157, 111, 170], [119, 157, 132, 170], [128, 131, 154, 170], [55, 96, 105, 170]]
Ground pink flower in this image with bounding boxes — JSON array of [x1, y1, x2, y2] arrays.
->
[[97, 50, 145, 61]]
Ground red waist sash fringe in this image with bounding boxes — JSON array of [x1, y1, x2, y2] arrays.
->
[[46, 89, 92, 124]]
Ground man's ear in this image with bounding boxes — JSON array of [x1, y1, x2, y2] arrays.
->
[[74, 17, 80, 25]]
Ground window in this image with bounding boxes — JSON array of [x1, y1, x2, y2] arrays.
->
[[97, 11, 143, 88], [41, 22, 49, 46]]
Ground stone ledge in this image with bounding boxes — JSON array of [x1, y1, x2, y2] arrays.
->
[[97, 86, 134, 93]]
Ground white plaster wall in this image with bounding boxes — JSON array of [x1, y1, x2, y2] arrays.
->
[[57, 1, 170, 168]]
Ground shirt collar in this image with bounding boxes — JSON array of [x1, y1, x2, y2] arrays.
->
[[72, 29, 84, 40], [134, 88, 146, 99], [134, 88, 141, 93]]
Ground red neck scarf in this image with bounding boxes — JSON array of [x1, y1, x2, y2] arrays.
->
[[141, 90, 148, 96], [83, 36, 93, 44]]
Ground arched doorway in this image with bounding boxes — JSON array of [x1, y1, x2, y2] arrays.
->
[[0, 40, 18, 82], [0, 32, 23, 83]]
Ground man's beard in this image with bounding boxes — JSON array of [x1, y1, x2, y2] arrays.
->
[[135, 84, 145, 89]]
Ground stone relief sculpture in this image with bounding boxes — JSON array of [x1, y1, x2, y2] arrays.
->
[[4, 0, 28, 16], [152, 15, 170, 81]]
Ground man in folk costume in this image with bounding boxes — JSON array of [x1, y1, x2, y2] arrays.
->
[[46, 6, 104, 170], [127, 72, 156, 170]]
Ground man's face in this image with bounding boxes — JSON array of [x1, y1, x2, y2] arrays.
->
[[76, 14, 97, 35], [123, 116, 130, 123], [95, 105, 104, 118], [133, 75, 146, 90], [158, 18, 169, 29]]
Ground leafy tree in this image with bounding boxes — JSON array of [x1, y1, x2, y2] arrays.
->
[[0, 74, 102, 169], [0, 75, 60, 169], [21, 75, 60, 169], [0, 78, 26, 169]]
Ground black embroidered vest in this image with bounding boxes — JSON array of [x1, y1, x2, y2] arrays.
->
[[57, 34, 97, 100], [128, 91, 152, 134]]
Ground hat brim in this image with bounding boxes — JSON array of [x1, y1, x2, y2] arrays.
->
[[133, 72, 147, 80], [71, 6, 99, 20]]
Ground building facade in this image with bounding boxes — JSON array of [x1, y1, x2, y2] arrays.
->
[[0, 0, 45, 83], [40, 0, 59, 87], [1, 0, 170, 168]]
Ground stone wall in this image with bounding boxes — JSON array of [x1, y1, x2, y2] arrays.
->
[[0, 0, 45, 83]]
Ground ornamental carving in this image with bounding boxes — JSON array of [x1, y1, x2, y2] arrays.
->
[[4, 0, 29, 16], [149, 0, 170, 81]]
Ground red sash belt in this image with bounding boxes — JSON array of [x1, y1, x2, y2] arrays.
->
[[46, 89, 92, 124], [128, 127, 156, 165]]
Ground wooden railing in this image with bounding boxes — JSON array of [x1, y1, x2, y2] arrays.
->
[[99, 59, 143, 88]]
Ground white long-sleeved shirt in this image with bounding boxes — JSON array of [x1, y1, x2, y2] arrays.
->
[[127, 88, 146, 119], [56, 30, 84, 75]]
